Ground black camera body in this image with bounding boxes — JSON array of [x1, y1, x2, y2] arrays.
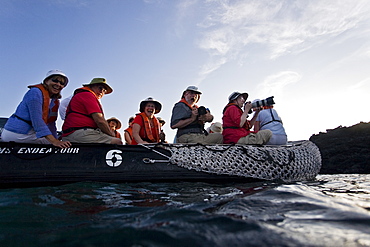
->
[[251, 96, 275, 108], [197, 106, 207, 116]]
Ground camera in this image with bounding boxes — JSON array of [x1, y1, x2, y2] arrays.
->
[[197, 106, 208, 116], [251, 96, 275, 108]]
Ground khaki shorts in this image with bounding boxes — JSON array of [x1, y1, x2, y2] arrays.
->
[[62, 128, 113, 144], [177, 133, 223, 144], [1, 129, 51, 144], [237, 129, 272, 145]]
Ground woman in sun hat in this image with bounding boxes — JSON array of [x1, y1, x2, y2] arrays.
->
[[1, 70, 72, 148], [222, 91, 272, 145], [131, 97, 162, 145]]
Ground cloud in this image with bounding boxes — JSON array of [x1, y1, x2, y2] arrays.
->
[[349, 77, 370, 90], [257, 71, 301, 96], [198, 56, 227, 81], [193, 0, 370, 79], [172, 0, 199, 38]]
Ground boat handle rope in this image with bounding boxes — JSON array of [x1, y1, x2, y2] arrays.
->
[[142, 158, 170, 164], [139, 144, 171, 164]]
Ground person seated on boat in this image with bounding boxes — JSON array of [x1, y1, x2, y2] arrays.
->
[[107, 117, 122, 141], [157, 116, 167, 143], [1, 70, 72, 148], [206, 122, 223, 134], [131, 97, 162, 145], [61, 78, 122, 144], [253, 100, 287, 145], [222, 92, 272, 145], [124, 116, 134, 144], [170, 86, 223, 144]]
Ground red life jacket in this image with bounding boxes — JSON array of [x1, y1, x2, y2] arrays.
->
[[28, 84, 59, 124]]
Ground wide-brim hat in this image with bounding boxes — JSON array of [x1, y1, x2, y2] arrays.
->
[[184, 85, 202, 94], [228, 91, 248, 102], [181, 85, 202, 104], [139, 97, 162, 114], [83, 78, 113, 94], [107, 117, 122, 129], [43, 69, 69, 85], [210, 122, 223, 133]]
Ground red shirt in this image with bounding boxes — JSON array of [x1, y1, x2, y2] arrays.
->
[[62, 91, 103, 136], [222, 105, 250, 144]]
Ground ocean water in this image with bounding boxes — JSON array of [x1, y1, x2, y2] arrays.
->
[[0, 174, 369, 247]]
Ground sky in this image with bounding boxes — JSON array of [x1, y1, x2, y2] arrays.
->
[[1, 0, 369, 142]]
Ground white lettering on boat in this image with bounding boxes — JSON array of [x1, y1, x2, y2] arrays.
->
[[18, 147, 53, 154], [57, 148, 79, 154], [0, 147, 11, 154], [12, 147, 80, 154]]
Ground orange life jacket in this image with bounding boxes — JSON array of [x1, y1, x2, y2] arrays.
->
[[179, 98, 198, 109], [138, 112, 160, 143], [124, 126, 133, 144], [28, 84, 59, 124], [114, 130, 121, 139]]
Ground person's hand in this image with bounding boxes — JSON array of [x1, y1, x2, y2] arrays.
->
[[191, 107, 198, 118], [198, 112, 212, 122], [160, 131, 166, 142], [53, 140, 72, 149], [244, 102, 252, 113]]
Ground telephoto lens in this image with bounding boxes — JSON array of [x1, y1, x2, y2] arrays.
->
[[251, 96, 275, 108]]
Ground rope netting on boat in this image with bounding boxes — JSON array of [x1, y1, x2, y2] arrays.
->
[[165, 141, 322, 182]]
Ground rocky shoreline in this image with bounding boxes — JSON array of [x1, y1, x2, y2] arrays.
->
[[309, 122, 370, 174]]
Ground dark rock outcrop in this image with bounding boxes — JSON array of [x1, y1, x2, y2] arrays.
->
[[309, 122, 370, 174]]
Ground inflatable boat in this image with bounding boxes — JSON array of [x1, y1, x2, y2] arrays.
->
[[0, 140, 322, 188]]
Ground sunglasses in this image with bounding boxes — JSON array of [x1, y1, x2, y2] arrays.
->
[[51, 78, 66, 86]]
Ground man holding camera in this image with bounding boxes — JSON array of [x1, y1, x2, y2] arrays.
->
[[170, 86, 223, 144]]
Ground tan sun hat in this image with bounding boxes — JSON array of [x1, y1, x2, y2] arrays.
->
[[83, 78, 113, 94], [107, 117, 122, 129], [210, 122, 223, 133]]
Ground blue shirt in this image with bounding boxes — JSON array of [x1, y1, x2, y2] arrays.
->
[[256, 108, 286, 136], [4, 87, 57, 138]]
